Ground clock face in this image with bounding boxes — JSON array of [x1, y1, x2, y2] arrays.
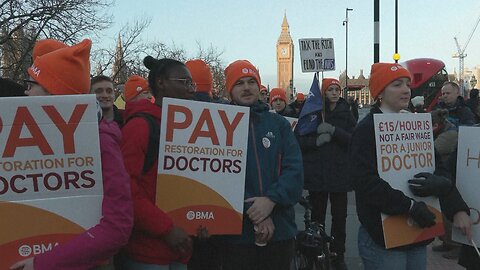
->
[[281, 47, 288, 56]]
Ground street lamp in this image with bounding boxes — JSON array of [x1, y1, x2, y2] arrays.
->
[[470, 74, 477, 89], [343, 8, 353, 97], [394, 0, 398, 63]]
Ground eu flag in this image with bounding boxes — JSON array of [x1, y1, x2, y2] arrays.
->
[[296, 73, 322, 136]]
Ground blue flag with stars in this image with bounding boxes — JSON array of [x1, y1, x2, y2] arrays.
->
[[296, 73, 322, 136]]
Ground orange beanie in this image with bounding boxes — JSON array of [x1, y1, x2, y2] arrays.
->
[[224, 60, 260, 93], [369, 63, 412, 100], [28, 39, 91, 95], [32, 39, 68, 60], [124, 75, 149, 102], [321, 78, 341, 93], [269, 88, 287, 105], [260, 85, 268, 93], [296, 92, 305, 102], [186, 59, 213, 94]]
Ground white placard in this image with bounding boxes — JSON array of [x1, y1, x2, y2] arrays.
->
[[453, 126, 480, 246], [0, 95, 103, 267], [299, 38, 335, 72], [374, 113, 443, 248], [156, 98, 250, 235]]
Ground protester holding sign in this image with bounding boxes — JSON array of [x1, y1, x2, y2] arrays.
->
[[218, 60, 303, 270], [119, 56, 195, 269], [350, 62, 471, 270], [11, 38, 133, 270], [295, 78, 356, 270]]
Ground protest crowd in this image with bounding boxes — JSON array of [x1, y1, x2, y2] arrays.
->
[[1, 36, 480, 270]]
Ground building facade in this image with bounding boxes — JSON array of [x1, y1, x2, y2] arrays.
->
[[341, 69, 372, 106]]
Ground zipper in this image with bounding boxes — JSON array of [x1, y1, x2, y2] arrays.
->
[[277, 153, 282, 176], [250, 122, 264, 195]]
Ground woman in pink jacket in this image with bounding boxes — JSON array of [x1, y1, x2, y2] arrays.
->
[[11, 39, 133, 270]]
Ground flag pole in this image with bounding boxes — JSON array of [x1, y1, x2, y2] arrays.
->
[[317, 72, 325, 123]]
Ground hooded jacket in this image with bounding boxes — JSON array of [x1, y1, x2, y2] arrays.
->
[[34, 120, 133, 269], [121, 99, 189, 265], [296, 98, 356, 192], [222, 101, 303, 244], [350, 105, 469, 249]]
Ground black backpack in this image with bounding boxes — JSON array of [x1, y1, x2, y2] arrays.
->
[[125, 112, 160, 174]]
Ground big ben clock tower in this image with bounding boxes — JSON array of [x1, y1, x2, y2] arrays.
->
[[277, 13, 294, 102]]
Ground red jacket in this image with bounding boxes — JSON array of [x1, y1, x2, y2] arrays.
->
[[34, 120, 133, 269], [121, 99, 189, 264]]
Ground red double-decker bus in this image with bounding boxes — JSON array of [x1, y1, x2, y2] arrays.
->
[[402, 58, 449, 111]]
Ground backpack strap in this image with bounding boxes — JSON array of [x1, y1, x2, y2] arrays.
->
[[126, 112, 160, 174]]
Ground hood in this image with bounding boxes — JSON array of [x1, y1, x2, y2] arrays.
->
[[124, 99, 161, 120]]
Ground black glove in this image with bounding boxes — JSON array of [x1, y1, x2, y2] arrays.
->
[[408, 172, 452, 197], [408, 201, 436, 228], [317, 122, 335, 135], [316, 133, 332, 147]]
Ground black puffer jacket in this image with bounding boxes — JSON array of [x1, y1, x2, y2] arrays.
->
[[296, 98, 356, 192]]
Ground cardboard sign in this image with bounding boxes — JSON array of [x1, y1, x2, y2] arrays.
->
[[453, 127, 480, 246], [268, 110, 298, 131], [0, 95, 103, 268], [284, 116, 298, 131], [299, 38, 335, 72], [374, 113, 443, 249], [156, 98, 249, 234]]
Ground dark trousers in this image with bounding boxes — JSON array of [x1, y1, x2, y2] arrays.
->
[[187, 237, 221, 270], [309, 191, 348, 255], [221, 239, 295, 270]]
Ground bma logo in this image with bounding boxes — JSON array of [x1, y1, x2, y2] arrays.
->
[[18, 242, 59, 257], [186, 211, 214, 220]]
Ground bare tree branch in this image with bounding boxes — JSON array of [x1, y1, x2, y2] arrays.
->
[[1, 0, 112, 80]]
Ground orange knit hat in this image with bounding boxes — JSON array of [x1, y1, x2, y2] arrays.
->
[[186, 59, 213, 94], [32, 39, 68, 60], [296, 92, 305, 102], [260, 85, 268, 93], [321, 78, 341, 93], [269, 88, 287, 105], [369, 63, 412, 100], [224, 60, 260, 93], [124, 75, 150, 102], [28, 39, 91, 95]]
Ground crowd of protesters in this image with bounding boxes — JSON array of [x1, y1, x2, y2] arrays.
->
[[1, 37, 480, 270]]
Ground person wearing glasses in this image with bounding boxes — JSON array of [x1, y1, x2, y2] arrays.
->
[[119, 56, 195, 270]]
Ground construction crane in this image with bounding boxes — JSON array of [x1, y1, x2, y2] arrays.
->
[[453, 13, 480, 96]]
